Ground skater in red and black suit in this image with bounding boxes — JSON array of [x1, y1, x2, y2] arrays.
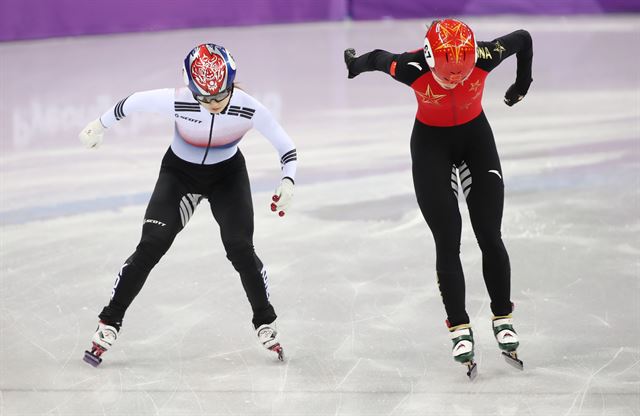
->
[[79, 44, 296, 366], [344, 18, 532, 377]]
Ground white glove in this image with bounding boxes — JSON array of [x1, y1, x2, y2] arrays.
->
[[78, 118, 105, 149], [271, 177, 294, 217]]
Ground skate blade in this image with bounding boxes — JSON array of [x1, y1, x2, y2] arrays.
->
[[269, 344, 285, 362], [83, 350, 102, 367], [502, 351, 523, 370], [465, 361, 478, 380]]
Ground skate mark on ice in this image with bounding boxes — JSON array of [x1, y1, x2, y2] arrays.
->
[[237, 351, 256, 404], [588, 313, 611, 328], [206, 347, 253, 359], [28, 339, 57, 361], [175, 319, 207, 413], [53, 318, 81, 386], [334, 357, 362, 391], [67, 375, 101, 389], [613, 357, 640, 378], [279, 353, 291, 394], [42, 387, 77, 415], [567, 347, 624, 415], [369, 211, 425, 236], [142, 390, 160, 415], [520, 288, 540, 336], [307, 194, 415, 222], [172, 287, 216, 313], [183, 378, 205, 414], [387, 380, 415, 415], [131, 379, 168, 388], [564, 278, 583, 289], [470, 296, 490, 330], [332, 333, 354, 358]]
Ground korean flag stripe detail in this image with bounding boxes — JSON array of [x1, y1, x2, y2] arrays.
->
[[281, 149, 297, 165], [114, 96, 130, 120], [226, 105, 255, 119], [175, 101, 201, 112], [228, 105, 255, 114]]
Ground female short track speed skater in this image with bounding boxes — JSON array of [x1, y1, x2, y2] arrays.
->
[[79, 44, 297, 366], [344, 19, 532, 378]]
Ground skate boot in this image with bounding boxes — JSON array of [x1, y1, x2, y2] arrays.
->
[[83, 321, 119, 367], [449, 323, 477, 380], [256, 321, 284, 361], [492, 314, 523, 370]]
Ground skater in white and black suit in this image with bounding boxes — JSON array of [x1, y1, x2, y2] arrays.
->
[[79, 44, 296, 366]]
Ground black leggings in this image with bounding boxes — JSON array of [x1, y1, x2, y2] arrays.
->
[[411, 113, 512, 327], [99, 148, 276, 329]]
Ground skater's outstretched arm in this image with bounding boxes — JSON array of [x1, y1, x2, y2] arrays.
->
[[344, 47, 427, 87], [344, 48, 397, 78], [78, 88, 174, 148]]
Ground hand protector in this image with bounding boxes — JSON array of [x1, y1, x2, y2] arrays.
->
[[79, 118, 105, 148], [503, 83, 527, 107], [271, 177, 294, 217], [344, 48, 358, 79]]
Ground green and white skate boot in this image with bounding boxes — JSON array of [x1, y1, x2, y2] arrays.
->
[[449, 323, 477, 379], [492, 315, 523, 370]]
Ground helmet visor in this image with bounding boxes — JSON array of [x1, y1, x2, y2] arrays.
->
[[193, 86, 232, 103]]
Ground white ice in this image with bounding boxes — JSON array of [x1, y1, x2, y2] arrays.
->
[[0, 14, 639, 416]]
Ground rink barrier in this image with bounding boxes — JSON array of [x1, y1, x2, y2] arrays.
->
[[1, 0, 638, 41]]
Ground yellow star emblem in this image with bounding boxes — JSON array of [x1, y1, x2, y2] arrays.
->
[[416, 84, 447, 105], [493, 41, 506, 59], [468, 80, 481, 93]]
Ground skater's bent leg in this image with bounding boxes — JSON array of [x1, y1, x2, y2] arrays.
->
[[98, 171, 187, 326], [431, 221, 469, 327], [98, 228, 178, 325], [464, 119, 512, 317], [476, 229, 512, 316], [421, 188, 468, 325], [467, 179, 511, 316], [226, 243, 276, 328], [209, 152, 276, 328], [411, 131, 469, 326]]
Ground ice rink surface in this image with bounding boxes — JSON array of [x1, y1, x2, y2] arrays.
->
[[1, 14, 639, 416]]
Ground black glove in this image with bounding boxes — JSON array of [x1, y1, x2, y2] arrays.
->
[[344, 48, 357, 79], [504, 82, 530, 106]]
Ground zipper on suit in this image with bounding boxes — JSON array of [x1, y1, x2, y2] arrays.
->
[[201, 114, 215, 164]]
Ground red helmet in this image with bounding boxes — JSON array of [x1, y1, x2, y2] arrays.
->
[[423, 19, 477, 86]]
